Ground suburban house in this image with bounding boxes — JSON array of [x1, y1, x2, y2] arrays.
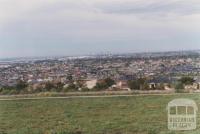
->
[[147, 76, 175, 90], [111, 80, 131, 91], [185, 77, 200, 90], [86, 79, 97, 89]]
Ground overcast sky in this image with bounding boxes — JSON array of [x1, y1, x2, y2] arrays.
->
[[0, 0, 200, 58]]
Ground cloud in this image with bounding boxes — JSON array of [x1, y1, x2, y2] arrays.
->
[[0, 0, 199, 58], [92, 0, 200, 16]]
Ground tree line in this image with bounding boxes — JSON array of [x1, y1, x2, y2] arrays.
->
[[0, 76, 197, 95]]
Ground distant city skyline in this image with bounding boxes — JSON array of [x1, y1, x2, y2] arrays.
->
[[0, 0, 200, 58]]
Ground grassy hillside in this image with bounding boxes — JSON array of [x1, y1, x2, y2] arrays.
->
[[0, 94, 200, 134]]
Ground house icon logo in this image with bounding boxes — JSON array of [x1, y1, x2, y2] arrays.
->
[[167, 99, 198, 131]]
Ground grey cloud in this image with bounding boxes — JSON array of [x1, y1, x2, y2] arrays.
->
[[97, 0, 200, 15], [0, 0, 199, 58]]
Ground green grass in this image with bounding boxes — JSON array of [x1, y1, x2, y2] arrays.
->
[[0, 94, 200, 134]]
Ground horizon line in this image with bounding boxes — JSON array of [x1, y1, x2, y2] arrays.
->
[[0, 49, 199, 61]]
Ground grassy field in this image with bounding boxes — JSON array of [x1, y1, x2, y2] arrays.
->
[[0, 94, 200, 134]]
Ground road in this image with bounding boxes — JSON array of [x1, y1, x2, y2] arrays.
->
[[0, 92, 198, 101]]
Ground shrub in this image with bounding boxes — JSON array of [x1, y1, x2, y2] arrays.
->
[[81, 87, 90, 92], [0, 89, 11, 95]]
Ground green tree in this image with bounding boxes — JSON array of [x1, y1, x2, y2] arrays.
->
[[66, 83, 78, 92], [175, 82, 184, 93], [76, 81, 84, 89], [128, 78, 148, 90], [158, 83, 165, 90], [138, 78, 147, 90], [55, 82, 64, 92], [67, 74, 73, 82], [128, 80, 140, 90], [94, 78, 115, 91], [94, 82, 107, 91], [16, 80, 28, 91], [179, 77, 194, 85], [104, 78, 115, 87], [44, 82, 54, 91]]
